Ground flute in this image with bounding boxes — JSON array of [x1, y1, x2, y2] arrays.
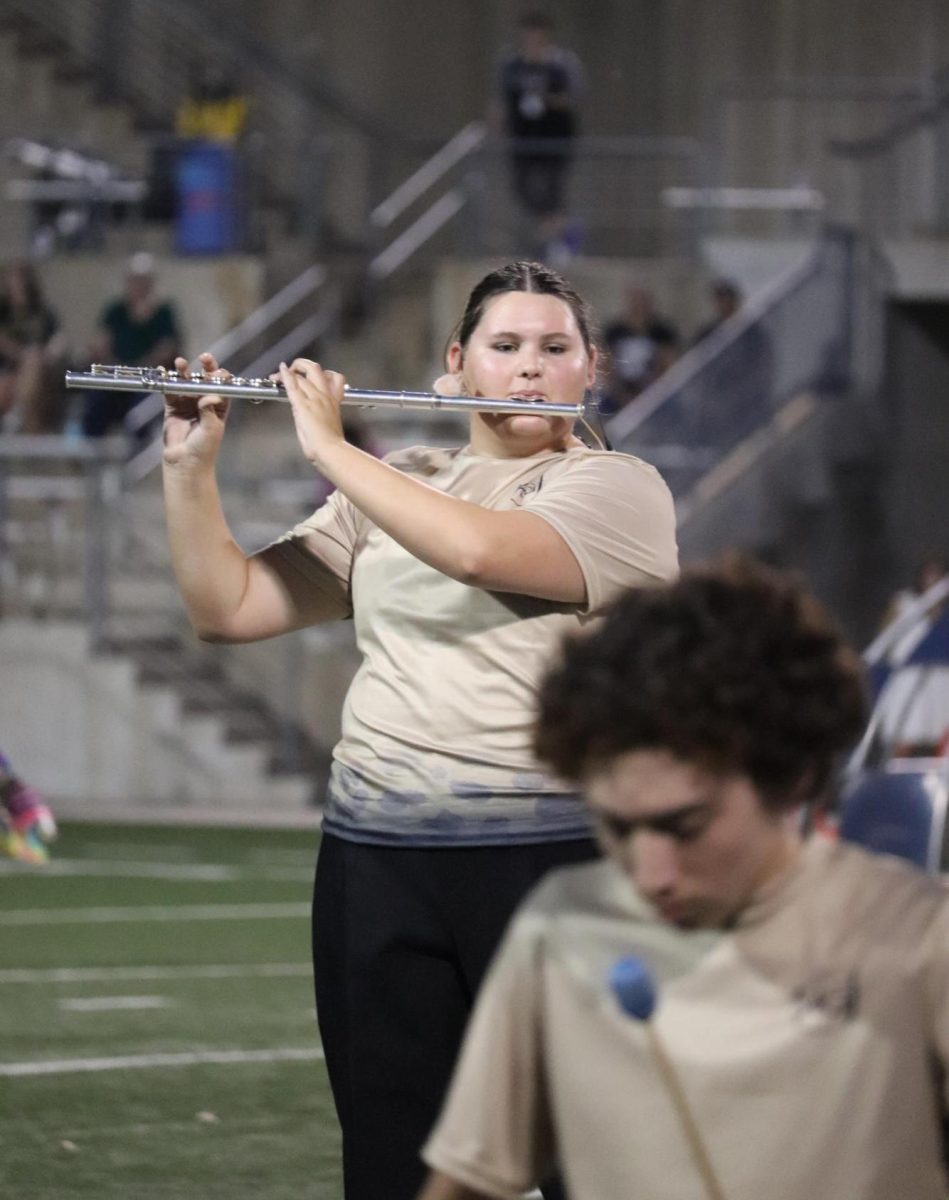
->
[[64, 365, 587, 418]]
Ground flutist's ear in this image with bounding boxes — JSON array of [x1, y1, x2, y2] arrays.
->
[[432, 373, 464, 396]]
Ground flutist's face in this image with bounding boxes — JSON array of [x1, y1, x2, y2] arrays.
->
[[448, 291, 595, 455], [586, 749, 800, 930]]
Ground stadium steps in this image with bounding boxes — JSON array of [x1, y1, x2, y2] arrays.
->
[[0, 15, 151, 258], [0, 19, 145, 173], [0, 617, 318, 811], [0, 469, 325, 811]]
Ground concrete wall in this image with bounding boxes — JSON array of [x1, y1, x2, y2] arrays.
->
[[268, 0, 948, 138], [0, 620, 310, 810]]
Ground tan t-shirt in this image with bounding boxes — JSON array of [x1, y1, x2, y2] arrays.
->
[[423, 837, 949, 1199], [269, 444, 677, 845]]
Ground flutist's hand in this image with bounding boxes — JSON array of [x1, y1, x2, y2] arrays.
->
[[277, 358, 347, 469], [162, 353, 231, 468]]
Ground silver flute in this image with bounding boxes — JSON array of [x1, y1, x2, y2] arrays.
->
[[64, 365, 587, 417]]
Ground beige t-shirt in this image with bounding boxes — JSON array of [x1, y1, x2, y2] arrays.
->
[[269, 444, 677, 845], [423, 837, 949, 1199]]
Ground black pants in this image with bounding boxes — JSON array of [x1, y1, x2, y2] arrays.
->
[[81, 388, 142, 438], [511, 151, 570, 217], [312, 834, 598, 1200]]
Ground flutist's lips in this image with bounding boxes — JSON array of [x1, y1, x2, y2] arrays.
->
[[508, 391, 548, 404]]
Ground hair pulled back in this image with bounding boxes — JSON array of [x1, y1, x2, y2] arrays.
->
[[455, 260, 596, 356]]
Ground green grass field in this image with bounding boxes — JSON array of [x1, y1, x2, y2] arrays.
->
[[0, 821, 342, 1199]]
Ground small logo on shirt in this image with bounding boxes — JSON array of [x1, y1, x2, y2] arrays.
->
[[512, 477, 544, 506], [792, 970, 861, 1020]]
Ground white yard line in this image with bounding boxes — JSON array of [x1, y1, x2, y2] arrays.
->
[[80, 842, 199, 862], [59, 1112, 301, 1140], [0, 1046, 323, 1077], [246, 847, 317, 866], [0, 902, 310, 926], [0, 858, 312, 883], [0, 963, 311, 984], [59, 996, 174, 1012]]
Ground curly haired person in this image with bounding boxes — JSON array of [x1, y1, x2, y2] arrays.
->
[[420, 558, 949, 1200]]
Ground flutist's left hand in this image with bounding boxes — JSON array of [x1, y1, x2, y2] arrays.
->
[[277, 358, 347, 468], [163, 353, 231, 470]]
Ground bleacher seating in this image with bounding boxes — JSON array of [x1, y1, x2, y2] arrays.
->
[[838, 761, 949, 875]]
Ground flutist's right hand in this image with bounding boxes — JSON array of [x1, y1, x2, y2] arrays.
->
[[162, 353, 231, 468]]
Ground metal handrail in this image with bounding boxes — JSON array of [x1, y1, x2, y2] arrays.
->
[[368, 191, 467, 280], [862, 577, 949, 668], [845, 576, 949, 778], [370, 122, 486, 230], [717, 75, 932, 104], [663, 186, 825, 212], [828, 87, 949, 158], [366, 126, 703, 280]]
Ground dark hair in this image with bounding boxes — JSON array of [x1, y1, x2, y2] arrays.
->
[[912, 556, 947, 593], [454, 260, 596, 356], [534, 557, 868, 809], [5, 260, 43, 312], [711, 278, 741, 302], [519, 11, 555, 31]]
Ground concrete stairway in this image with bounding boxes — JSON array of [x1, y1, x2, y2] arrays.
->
[[0, 14, 152, 258], [0, 619, 318, 811], [0, 461, 326, 814]]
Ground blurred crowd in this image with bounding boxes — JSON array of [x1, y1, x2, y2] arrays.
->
[[0, 250, 760, 444], [0, 254, 757, 442], [598, 275, 752, 417], [0, 251, 181, 442]]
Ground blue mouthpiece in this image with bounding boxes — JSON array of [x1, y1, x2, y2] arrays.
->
[[609, 955, 657, 1021]]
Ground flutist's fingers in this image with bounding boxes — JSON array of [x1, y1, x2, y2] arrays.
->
[[279, 358, 348, 466], [162, 354, 231, 467]]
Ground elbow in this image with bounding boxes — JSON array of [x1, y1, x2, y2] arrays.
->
[[191, 618, 242, 645], [452, 537, 493, 588], [193, 626, 233, 645], [194, 629, 232, 645]]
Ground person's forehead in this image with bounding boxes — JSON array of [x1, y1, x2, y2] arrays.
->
[[477, 291, 578, 335], [586, 749, 720, 815]]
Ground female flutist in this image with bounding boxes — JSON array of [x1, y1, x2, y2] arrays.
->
[[161, 260, 678, 1200]]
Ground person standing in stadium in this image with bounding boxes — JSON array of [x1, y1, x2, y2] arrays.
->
[[160, 260, 677, 1199], [494, 13, 585, 259]]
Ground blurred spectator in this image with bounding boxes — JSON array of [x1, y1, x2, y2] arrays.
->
[[692, 277, 743, 345], [0, 749, 57, 865], [880, 556, 948, 664], [874, 556, 949, 757], [601, 285, 680, 415], [494, 12, 585, 259], [81, 252, 181, 439], [0, 261, 68, 433], [176, 63, 249, 144], [692, 277, 775, 441]]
